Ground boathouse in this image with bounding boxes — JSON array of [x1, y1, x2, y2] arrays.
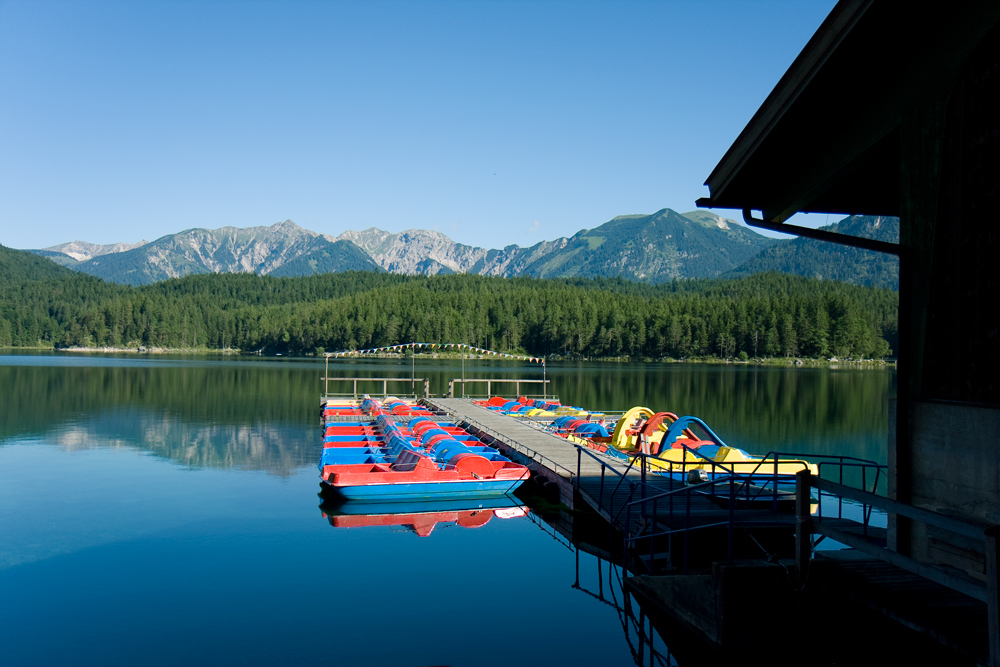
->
[[697, 0, 1000, 636]]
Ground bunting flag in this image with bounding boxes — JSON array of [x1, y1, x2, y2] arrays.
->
[[327, 342, 545, 364]]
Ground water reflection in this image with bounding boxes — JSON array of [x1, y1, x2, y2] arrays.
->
[[48, 408, 315, 474], [0, 359, 320, 474], [0, 354, 894, 476], [319, 496, 528, 537], [534, 511, 679, 667], [0, 353, 901, 665], [574, 552, 678, 667]]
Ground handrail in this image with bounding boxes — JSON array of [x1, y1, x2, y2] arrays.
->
[[624, 474, 741, 506], [813, 460, 885, 522], [578, 440, 808, 574], [321, 376, 429, 398], [448, 378, 550, 399], [573, 428, 892, 581], [577, 444, 641, 527], [812, 475, 989, 539], [578, 444, 632, 480], [795, 469, 1000, 625], [321, 377, 421, 380]]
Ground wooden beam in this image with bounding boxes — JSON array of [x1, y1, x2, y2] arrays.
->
[[742, 210, 901, 255], [813, 518, 987, 602], [813, 476, 990, 539]]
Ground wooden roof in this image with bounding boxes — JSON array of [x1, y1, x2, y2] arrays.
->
[[697, 0, 1000, 226]]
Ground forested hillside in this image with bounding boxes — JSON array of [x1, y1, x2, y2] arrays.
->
[[729, 215, 900, 289], [0, 244, 897, 359]]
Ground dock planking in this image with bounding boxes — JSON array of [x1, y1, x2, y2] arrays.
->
[[424, 398, 795, 540], [424, 397, 603, 504]]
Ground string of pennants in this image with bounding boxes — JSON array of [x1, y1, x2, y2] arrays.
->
[[328, 342, 545, 364]]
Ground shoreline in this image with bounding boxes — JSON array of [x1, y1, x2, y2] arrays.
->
[[0, 346, 896, 367]]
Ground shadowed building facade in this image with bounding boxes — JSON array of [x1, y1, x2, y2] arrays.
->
[[698, 0, 1000, 579]]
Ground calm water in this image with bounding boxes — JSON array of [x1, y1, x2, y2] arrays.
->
[[0, 353, 894, 666]]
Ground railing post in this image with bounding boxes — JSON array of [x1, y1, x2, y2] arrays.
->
[[772, 454, 778, 513], [986, 525, 1000, 667], [576, 448, 581, 493], [599, 464, 606, 507], [448, 380, 454, 398], [795, 469, 812, 588], [487, 380, 491, 397], [728, 473, 735, 563], [650, 497, 658, 573], [838, 461, 844, 519], [640, 454, 646, 493], [684, 482, 690, 573], [624, 502, 632, 570], [424, 379, 430, 398]]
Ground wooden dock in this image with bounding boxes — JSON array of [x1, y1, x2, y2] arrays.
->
[[415, 398, 993, 660], [423, 398, 795, 557], [424, 397, 604, 506]]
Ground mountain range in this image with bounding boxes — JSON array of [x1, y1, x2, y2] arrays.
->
[[19, 209, 899, 288], [725, 215, 899, 289]]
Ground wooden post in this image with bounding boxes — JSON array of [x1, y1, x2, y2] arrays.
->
[[795, 469, 812, 588], [324, 355, 329, 397], [448, 380, 454, 398], [423, 379, 430, 398], [986, 525, 1000, 667]]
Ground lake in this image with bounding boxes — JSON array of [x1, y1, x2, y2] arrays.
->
[[0, 353, 894, 666]]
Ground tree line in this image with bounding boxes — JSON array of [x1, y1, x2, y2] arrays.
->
[[0, 258, 898, 359]]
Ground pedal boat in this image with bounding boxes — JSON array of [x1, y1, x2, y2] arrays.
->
[[556, 406, 817, 482], [319, 415, 529, 501]]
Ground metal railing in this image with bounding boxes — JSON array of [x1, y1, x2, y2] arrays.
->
[[448, 378, 551, 399], [814, 458, 885, 526], [321, 376, 429, 399], [573, 440, 887, 576]]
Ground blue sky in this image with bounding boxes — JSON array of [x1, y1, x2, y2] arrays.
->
[[0, 0, 838, 250]]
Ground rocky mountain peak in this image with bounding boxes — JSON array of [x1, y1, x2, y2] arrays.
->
[[27, 208, 781, 285], [44, 239, 149, 262]]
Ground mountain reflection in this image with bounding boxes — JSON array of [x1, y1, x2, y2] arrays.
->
[[46, 409, 316, 475], [0, 356, 895, 474], [0, 362, 319, 475]]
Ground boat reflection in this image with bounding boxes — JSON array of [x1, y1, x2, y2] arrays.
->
[[318, 496, 528, 537]]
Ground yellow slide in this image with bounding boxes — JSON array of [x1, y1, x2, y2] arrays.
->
[[611, 406, 654, 451]]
